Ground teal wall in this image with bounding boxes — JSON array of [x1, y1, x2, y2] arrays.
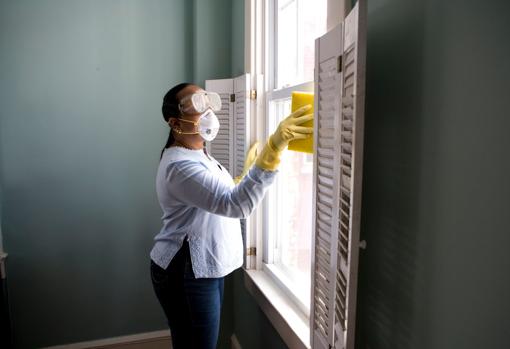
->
[[231, 0, 245, 77], [0, 1, 191, 347], [193, 0, 233, 87], [231, 270, 289, 349], [0, 0, 236, 347], [0, 114, 3, 251], [5, 0, 506, 348], [0, 188, 3, 251], [356, 0, 510, 348], [191, 0, 245, 86]]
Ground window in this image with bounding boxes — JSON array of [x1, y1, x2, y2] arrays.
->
[[263, 0, 328, 315], [243, 1, 367, 348], [275, 0, 327, 88]]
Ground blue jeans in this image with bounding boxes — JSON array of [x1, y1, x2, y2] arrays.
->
[[150, 240, 224, 349]]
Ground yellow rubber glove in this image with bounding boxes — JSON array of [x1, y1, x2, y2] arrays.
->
[[234, 141, 260, 184], [255, 105, 313, 171]]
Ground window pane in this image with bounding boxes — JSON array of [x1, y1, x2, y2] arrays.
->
[[278, 149, 313, 289], [276, 0, 327, 89], [268, 98, 313, 303]]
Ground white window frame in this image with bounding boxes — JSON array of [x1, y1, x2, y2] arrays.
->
[[262, 0, 323, 320], [243, 1, 352, 349], [262, 80, 315, 318]]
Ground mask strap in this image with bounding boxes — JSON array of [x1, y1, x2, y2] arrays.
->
[[168, 118, 199, 135], [177, 118, 199, 126]]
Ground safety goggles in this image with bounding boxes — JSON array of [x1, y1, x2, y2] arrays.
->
[[179, 91, 222, 115]]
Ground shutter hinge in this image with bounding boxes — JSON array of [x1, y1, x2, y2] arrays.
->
[[337, 55, 343, 73], [230, 93, 236, 102], [250, 89, 257, 100], [246, 247, 256, 256]]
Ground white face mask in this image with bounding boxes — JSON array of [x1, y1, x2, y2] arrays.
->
[[174, 109, 220, 142], [196, 110, 220, 141]]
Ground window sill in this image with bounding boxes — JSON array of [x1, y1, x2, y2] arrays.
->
[[243, 268, 310, 349], [262, 263, 310, 316]]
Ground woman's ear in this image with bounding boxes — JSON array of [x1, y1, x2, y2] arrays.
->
[[168, 117, 179, 129]]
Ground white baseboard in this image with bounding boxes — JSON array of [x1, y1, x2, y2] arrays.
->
[[231, 333, 242, 349], [43, 329, 172, 349]]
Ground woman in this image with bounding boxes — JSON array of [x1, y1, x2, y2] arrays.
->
[[150, 83, 312, 349]]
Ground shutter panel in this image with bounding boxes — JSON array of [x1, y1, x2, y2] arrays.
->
[[335, 2, 366, 348], [311, 22, 343, 349], [233, 74, 253, 268], [311, 1, 366, 349], [205, 78, 234, 174], [206, 75, 253, 268], [233, 74, 251, 177]]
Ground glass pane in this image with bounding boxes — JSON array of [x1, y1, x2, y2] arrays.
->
[[276, 0, 328, 89], [268, 98, 313, 303]]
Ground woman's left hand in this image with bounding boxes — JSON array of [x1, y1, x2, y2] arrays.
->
[[234, 141, 259, 184]]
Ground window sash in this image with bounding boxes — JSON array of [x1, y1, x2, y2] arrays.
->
[[262, 0, 320, 317], [263, 83, 315, 305]]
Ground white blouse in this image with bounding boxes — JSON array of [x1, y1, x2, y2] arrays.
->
[[150, 146, 277, 278]]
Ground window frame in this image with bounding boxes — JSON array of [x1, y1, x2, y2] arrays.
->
[[243, 1, 350, 348], [262, 0, 324, 319], [262, 80, 314, 317]]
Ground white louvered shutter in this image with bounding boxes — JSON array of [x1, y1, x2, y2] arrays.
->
[[335, 2, 366, 348], [233, 74, 251, 177], [233, 74, 253, 268], [205, 78, 234, 174], [311, 2, 366, 349], [311, 22, 343, 349], [205, 75, 253, 267]]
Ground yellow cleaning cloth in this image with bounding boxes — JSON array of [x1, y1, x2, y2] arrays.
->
[[288, 91, 314, 153]]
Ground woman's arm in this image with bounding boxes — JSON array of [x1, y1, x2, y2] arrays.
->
[[165, 160, 277, 218]]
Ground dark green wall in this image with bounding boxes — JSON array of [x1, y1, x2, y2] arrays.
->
[[232, 270, 289, 349], [231, 0, 245, 77], [0, 0, 235, 347], [0, 185, 3, 251], [0, 89, 3, 252], [356, 0, 510, 348], [4, 0, 507, 348], [0, 1, 191, 347], [193, 0, 233, 87]]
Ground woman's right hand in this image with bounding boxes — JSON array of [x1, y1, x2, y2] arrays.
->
[[269, 105, 313, 152], [255, 104, 314, 171]]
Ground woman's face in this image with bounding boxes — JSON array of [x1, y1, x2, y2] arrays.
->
[[169, 84, 204, 145]]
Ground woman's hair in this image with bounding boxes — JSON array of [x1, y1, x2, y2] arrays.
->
[[160, 82, 193, 158]]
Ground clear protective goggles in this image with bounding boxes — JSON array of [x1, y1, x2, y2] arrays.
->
[[179, 91, 222, 115]]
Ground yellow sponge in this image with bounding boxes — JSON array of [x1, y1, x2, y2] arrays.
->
[[288, 91, 314, 153]]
